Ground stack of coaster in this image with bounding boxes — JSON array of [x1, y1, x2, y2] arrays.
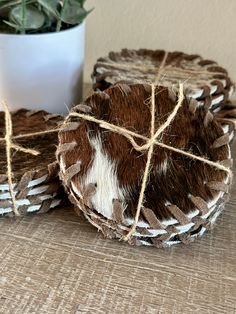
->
[[58, 83, 232, 247], [92, 49, 235, 112], [0, 109, 65, 216]]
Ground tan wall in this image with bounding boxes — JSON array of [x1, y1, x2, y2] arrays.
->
[[84, 0, 236, 93]]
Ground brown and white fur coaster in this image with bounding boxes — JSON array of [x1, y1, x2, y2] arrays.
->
[[0, 108, 65, 217], [92, 49, 235, 112], [58, 84, 232, 248]]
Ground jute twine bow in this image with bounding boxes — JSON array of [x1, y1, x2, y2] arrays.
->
[[67, 82, 232, 241], [0, 102, 61, 216]]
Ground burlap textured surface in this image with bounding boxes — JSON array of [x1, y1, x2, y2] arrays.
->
[[92, 49, 235, 111], [0, 109, 65, 216], [58, 84, 232, 248]]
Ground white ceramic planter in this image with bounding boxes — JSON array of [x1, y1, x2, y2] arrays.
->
[[0, 22, 85, 114]]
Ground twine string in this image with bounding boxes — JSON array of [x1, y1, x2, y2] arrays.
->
[[124, 82, 186, 240], [68, 110, 231, 173], [154, 51, 168, 84], [123, 53, 174, 240], [1, 102, 61, 216], [0, 126, 62, 142], [4, 102, 20, 216], [96, 61, 226, 78], [124, 84, 156, 240]]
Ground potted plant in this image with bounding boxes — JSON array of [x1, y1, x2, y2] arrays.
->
[[0, 0, 92, 114]]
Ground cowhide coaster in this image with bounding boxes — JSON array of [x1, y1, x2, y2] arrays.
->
[[92, 49, 235, 111], [0, 109, 65, 217], [58, 84, 232, 248]]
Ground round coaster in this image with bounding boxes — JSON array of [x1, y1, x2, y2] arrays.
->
[[0, 109, 64, 216], [58, 84, 232, 247], [92, 49, 235, 110]]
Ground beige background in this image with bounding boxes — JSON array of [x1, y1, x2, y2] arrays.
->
[[84, 0, 236, 85]]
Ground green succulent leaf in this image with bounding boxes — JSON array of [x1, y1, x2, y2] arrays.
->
[[0, 0, 91, 33], [3, 19, 20, 30], [61, 0, 92, 25], [0, 0, 32, 10], [9, 4, 45, 30], [37, 0, 60, 19]]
